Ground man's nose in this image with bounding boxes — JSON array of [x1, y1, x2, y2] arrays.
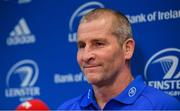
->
[[82, 47, 95, 63]]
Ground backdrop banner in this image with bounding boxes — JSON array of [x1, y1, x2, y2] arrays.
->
[[0, 0, 179, 109]]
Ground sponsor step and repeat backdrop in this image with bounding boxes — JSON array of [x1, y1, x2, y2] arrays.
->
[[0, 0, 180, 109]]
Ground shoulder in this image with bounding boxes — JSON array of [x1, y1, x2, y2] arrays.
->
[[57, 95, 83, 110], [141, 85, 180, 109]]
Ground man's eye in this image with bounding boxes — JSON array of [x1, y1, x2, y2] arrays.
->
[[78, 44, 85, 49], [95, 42, 105, 46]]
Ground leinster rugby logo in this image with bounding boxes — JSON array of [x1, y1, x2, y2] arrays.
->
[[68, 1, 104, 42], [144, 48, 180, 96], [5, 59, 40, 102]]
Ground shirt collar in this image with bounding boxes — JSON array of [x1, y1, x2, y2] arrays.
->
[[80, 75, 146, 107], [113, 75, 146, 104], [80, 86, 96, 107]]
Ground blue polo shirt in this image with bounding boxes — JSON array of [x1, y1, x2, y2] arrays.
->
[[58, 76, 180, 110]]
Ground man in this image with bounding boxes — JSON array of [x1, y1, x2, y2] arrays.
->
[[58, 8, 180, 110]]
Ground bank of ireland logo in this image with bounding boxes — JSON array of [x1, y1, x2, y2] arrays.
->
[[144, 48, 180, 96], [5, 59, 40, 102], [68, 1, 105, 43]]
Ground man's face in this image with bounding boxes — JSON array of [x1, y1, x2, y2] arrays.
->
[[77, 18, 126, 86]]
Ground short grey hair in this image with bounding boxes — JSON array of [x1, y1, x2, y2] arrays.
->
[[79, 8, 133, 45]]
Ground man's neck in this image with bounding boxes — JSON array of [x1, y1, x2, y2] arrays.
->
[[92, 72, 134, 109]]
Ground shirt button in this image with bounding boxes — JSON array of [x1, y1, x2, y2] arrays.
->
[[87, 89, 91, 99]]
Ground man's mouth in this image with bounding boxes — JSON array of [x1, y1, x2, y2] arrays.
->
[[83, 65, 102, 72], [83, 64, 101, 68]]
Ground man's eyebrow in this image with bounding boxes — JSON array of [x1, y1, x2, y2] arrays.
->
[[77, 38, 108, 45], [91, 38, 108, 42]]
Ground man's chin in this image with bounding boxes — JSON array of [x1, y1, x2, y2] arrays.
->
[[86, 77, 99, 84], [86, 77, 104, 86], [84, 72, 103, 84]]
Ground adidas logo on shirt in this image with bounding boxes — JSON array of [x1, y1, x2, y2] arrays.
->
[[6, 18, 36, 46]]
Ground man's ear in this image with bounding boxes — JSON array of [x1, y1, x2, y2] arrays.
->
[[123, 38, 135, 60]]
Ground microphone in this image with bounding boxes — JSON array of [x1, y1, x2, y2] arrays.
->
[[16, 99, 49, 110]]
